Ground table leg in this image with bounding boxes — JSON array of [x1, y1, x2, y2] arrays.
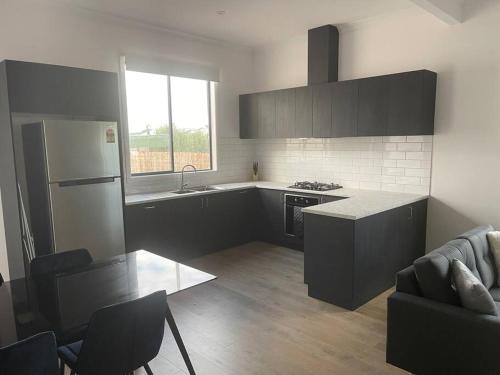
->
[[164, 302, 196, 375]]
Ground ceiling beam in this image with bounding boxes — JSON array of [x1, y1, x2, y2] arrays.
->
[[409, 0, 464, 25]]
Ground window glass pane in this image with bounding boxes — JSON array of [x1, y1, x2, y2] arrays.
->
[[125, 70, 172, 174], [170, 76, 211, 172]]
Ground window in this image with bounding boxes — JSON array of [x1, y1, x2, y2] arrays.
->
[[125, 70, 212, 175]]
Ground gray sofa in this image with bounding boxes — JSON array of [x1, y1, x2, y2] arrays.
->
[[386, 225, 500, 375]]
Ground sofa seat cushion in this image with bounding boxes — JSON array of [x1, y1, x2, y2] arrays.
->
[[457, 225, 496, 289], [414, 239, 481, 305]]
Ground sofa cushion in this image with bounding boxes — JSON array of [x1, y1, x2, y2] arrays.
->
[[414, 239, 480, 305], [395, 265, 421, 296], [488, 287, 500, 302], [487, 231, 500, 286], [451, 259, 498, 316], [457, 225, 495, 289]]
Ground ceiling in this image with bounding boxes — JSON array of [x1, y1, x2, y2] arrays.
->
[[61, 0, 414, 47]]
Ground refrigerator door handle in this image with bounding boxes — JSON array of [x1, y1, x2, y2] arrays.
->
[[58, 177, 116, 187]]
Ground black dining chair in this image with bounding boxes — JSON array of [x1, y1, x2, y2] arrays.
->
[[30, 249, 93, 277], [58, 290, 167, 375], [0, 331, 59, 375]]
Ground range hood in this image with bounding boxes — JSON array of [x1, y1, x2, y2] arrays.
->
[[308, 25, 339, 85]]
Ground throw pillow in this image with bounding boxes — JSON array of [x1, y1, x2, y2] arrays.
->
[[451, 258, 498, 316]]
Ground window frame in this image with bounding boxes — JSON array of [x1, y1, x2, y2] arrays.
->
[[122, 68, 214, 177]]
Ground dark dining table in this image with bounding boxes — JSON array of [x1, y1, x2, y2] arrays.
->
[[0, 250, 216, 374]]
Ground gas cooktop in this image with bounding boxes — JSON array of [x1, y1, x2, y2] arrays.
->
[[287, 181, 343, 192]]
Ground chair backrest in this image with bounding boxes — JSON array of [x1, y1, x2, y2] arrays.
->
[[75, 290, 167, 375], [0, 272, 3, 285], [30, 248, 93, 277], [0, 332, 58, 375]]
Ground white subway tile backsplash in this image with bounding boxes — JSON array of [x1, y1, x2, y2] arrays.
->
[[396, 176, 421, 185], [383, 167, 405, 176], [383, 136, 406, 143], [422, 142, 433, 152], [383, 151, 406, 160], [407, 135, 433, 143], [397, 142, 422, 151], [397, 159, 422, 168], [383, 159, 398, 167], [255, 136, 433, 195], [406, 151, 432, 160], [405, 168, 431, 177]]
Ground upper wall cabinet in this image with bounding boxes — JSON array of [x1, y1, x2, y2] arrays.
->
[[312, 83, 333, 138], [6, 61, 120, 120], [275, 88, 295, 138], [294, 86, 313, 138], [332, 80, 358, 138], [239, 69, 436, 139]]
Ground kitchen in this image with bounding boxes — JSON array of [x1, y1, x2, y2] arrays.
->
[[1, 0, 499, 374]]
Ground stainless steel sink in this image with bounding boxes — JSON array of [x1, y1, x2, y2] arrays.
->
[[191, 186, 219, 192], [170, 189, 197, 194], [170, 186, 220, 194]]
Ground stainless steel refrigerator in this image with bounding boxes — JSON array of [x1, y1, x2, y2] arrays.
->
[[22, 120, 125, 261]]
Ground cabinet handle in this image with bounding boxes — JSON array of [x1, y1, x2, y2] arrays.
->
[[201, 197, 204, 209], [409, 206, 413, 219], [143, 206, 156, 210], [239, 190, 249, 194], [205, 197, 209, 208], [280, 193, 284, 203]]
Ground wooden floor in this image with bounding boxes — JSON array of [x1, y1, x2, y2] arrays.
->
[[136, 242, 406, 375]]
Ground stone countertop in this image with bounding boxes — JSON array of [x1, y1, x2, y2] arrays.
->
[[125, 181, 428, 220]]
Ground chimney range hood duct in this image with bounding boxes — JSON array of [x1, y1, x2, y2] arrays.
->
[[308, 25, 339, 85]]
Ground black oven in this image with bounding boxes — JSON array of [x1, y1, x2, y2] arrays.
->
[[284, 194, 320, 239]]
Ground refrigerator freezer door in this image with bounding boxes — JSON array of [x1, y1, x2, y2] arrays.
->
[[49, 178, 125, 260], [43, 120, 120, 182]]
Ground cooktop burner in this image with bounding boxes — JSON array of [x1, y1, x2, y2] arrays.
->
[[288, 181, 343, 192]]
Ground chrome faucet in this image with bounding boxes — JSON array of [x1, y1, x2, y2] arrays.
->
[[180, 164, 197, 191]]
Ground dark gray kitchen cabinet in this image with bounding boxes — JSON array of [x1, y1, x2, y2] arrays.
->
[[357, 75, 390, 136], [125, 196, 205, 261], [258, 91, 276, 138], [320, 195, 346, 204], [125, 203, 163, 254], [240, 69, 436, 139], [312, 83, 333, 138], [294, 86, 313, 138], [275, 88, 295, 138], [205, 189, 257, 252], [239, 94, 259, 139], [332, 80, 358, 138], [5, 60, 120, 120], [305, 199, 427, 310], [167, 196, 206, 260], [257, 189, 286, 246], [387, 70, 437, 136], [126, 190, 259, 262]]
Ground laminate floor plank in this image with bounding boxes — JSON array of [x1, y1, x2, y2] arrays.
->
[[160, 242, 405, 375]]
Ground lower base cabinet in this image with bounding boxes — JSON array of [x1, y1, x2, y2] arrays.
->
[[304, 199, 427, 310], [125, 189, 258, 261]]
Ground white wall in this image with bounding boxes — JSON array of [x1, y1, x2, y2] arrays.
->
[[0, 0, 255, 279], [252, 1, 500, 249]]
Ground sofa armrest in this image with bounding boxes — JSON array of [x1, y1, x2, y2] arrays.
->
[[387, 291, 500, 375]]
